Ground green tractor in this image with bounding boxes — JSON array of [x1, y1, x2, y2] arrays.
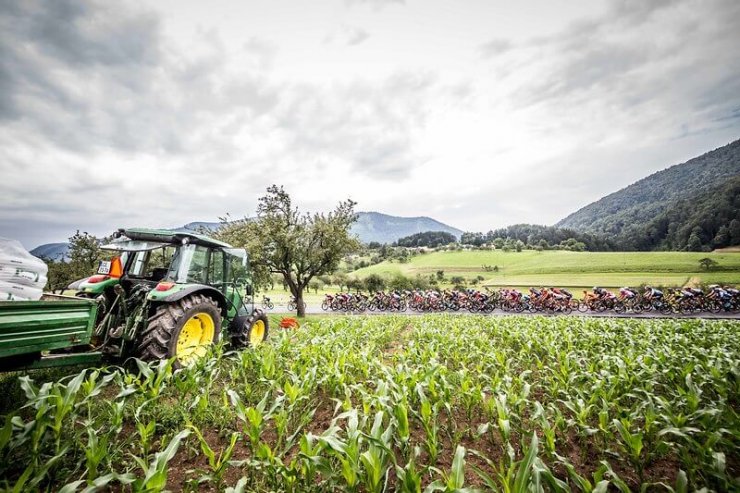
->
[[91, 228, 268, 366]]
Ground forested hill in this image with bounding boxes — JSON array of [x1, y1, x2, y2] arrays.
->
[[556, 138, 740, 250]]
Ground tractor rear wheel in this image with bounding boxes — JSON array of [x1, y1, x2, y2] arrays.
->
[[137, 294, 221, 367]]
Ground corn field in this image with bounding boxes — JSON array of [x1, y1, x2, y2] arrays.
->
[[1, 315, 738, 492]]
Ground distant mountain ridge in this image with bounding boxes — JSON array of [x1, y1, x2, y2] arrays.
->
[[351, 212, 462, 244], [175, 213, 463, 245], [30, 212, 464, 258], [557, 138, 740, 250]]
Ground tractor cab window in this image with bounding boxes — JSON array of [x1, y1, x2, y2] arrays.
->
[[208, 250, 225, 287], [188, 246, 210, 284], [146, 247, 175, 281], [127, 247, 174, 282], [129, 251, 148, 277], [224, 248, 250, 294], [166, 244, 211, 284]]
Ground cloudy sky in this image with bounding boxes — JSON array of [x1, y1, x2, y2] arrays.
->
[[2, 0, 739, 248]]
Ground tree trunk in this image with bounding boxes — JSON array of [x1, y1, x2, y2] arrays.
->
[[296, 290, 306, 317], [284, 274, 307, 317]]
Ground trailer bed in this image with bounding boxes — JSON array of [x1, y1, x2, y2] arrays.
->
[[0, 295, 99, 369]]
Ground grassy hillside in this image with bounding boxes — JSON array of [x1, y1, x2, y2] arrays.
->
[[350, 249, 740, 289]]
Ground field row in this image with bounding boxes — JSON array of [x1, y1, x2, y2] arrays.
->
[[1, 315, 738, 492]]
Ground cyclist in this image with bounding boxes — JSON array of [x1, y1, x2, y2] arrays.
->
[[551, 287, 569, 300], [592, 286, 612, 299], [643, 286, 663, 301], [618, 287, 636, 300]]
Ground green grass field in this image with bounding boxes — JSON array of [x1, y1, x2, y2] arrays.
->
[[350, 250, 740, 289]]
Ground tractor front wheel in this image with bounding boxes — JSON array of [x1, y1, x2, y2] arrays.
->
[[230, 309, 269, 348], [246, 310, 269, 347], [137, 294, 221, 367]]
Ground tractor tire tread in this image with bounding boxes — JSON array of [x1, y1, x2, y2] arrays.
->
[[137, 295, 219, 362]]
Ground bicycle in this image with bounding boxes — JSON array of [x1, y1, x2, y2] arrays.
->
[[261, 296, 274, 310], [287, 297, 306, 311]]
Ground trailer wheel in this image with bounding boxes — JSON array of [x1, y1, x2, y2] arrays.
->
[[137, 294, 221, 367]]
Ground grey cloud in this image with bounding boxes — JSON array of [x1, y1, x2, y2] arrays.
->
[[608, 0, 682, 22], [0, 0, 284, 247], [479, 38, 513, 58], [0, 0, 160, 118], [346, 27, 370, 46], [712, 107, 740, 123], [528, 43, 650, 103], [512, 0, 740, 134], [345, 0, 404, 9], [0, 0, 161, 69], [325, 26, 371, 46], [0, 0, 433, 248], [0, 0, 277, 156], [354, 137, 415, 178], [243, 38, 278, 70], [275, 72, 436, 180]]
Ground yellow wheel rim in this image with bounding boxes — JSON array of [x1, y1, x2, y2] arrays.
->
[[176, 312, 215, 365], [250, 320, 265, 347]]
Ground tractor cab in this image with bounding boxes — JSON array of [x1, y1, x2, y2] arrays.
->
[[147, 239, 256, 319]]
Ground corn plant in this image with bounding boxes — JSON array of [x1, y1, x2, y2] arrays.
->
[[189, 425, 240, 488], [82, 425, 109, 483], [5, 447, 69, 493], [133, 358, 175, 400], [131, 429, 190, 492], [135, 419, 156, 458], [396, 449, 423, 493], [415, 385, 440, 464], [425, 445, 472, 493], [359, 411, 395, 493], [228, 389, 282, 450], [392, 399, 411, 452], [321, 410, 364, 490], [613, 417, 645, 481]]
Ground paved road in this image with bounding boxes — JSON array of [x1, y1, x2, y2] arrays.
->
[[263, 304, 740, 320]]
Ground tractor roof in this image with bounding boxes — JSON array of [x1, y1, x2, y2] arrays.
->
[[118, 228, 233, 249]]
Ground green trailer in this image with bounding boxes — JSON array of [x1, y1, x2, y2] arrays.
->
[[0, 295, 102, 371]]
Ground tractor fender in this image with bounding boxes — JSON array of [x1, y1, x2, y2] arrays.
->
[[153, 285, 228, 316]]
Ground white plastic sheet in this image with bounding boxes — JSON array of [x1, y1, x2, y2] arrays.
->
[[0, 237, 48, 301]]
